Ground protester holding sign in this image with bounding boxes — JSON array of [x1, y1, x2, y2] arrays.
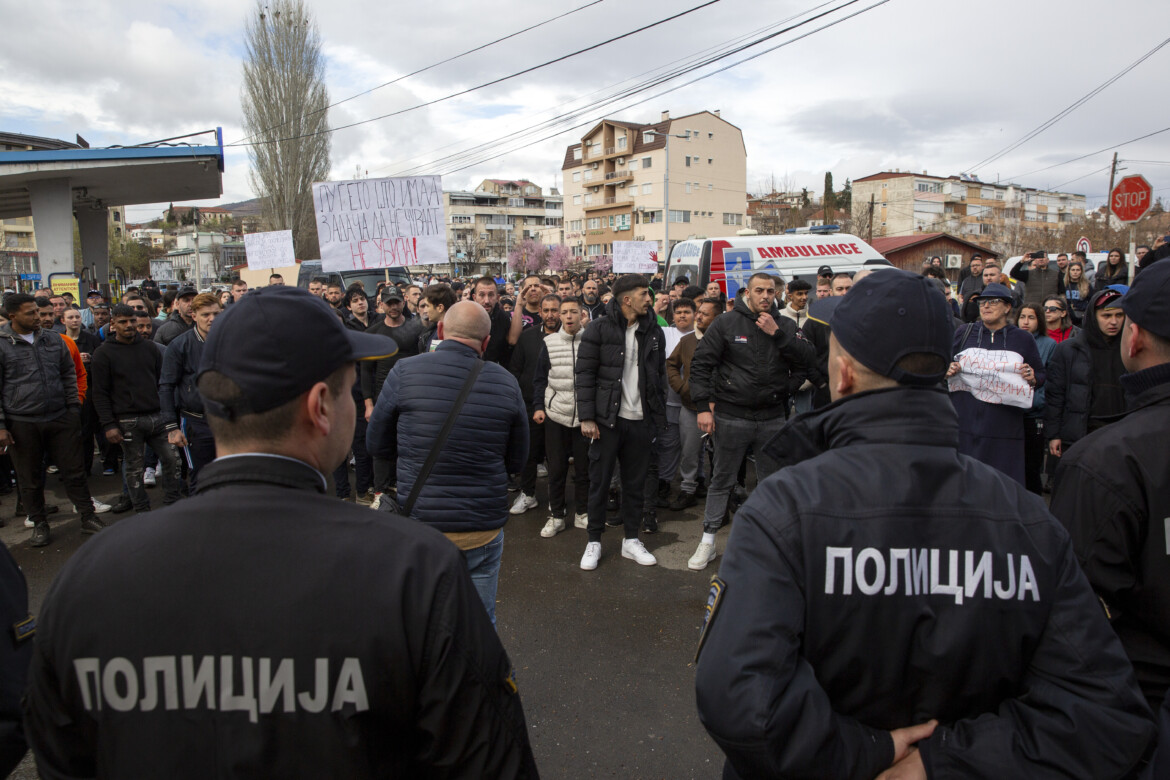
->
[[947, 283, 1045, 485]]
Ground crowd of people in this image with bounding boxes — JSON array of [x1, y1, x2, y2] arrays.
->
[[2, 234, 1170, 777]]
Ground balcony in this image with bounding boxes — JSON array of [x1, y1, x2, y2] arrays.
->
[[484, 223, 514, 230], [583, 198, 632, 212], [604, 171, 633, 183]]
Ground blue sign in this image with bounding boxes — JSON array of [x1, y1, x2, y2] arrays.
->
[[20, 274, 41, 281]]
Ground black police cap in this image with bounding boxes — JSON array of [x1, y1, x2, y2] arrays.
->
[[198, 286, 398, 419]]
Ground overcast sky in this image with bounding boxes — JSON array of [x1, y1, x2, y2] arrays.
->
[[4, 0, 1169, 223]]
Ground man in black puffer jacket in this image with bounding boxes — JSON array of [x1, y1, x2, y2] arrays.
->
[[1045, 287, 1127, 459], [574, 274, 666, 571], [687, 271, 815, 571]]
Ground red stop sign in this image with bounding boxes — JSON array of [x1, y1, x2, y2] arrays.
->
[[1111, 175, 1153, 222]]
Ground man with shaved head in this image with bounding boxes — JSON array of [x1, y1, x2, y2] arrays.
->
[[367, 301, 529, 626]]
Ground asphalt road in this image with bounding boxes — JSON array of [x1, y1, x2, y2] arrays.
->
[[3, 470, 728, 779]]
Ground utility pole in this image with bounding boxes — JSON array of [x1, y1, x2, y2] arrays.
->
[[648, 128, 689, 264], [867, 194, 875, 243], [1105, 152, 1119, 231]]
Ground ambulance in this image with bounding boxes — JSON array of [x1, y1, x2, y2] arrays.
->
[[663, 227, 892, 300]]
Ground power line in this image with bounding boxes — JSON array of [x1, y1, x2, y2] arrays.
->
[[372, 1, 842, 178], [437, 0, 891, 177], [227, 0, 724, 148], [1047, 164, 1113, 192], [967, 36, 1170, 174], [1003, 125, 1170, 181], [231, 0, 606, 145]]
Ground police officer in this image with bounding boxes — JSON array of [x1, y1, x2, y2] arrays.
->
[[1, 544, 33, 775], [694, 269, 1153, 779], [23, 287, 539, 779]]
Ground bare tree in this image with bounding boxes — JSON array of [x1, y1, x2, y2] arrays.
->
[[242, 0, 330, 260]]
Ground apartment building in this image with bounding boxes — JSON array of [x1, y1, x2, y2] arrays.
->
[[851, 171, 1086, 241], [444, 179, 563, 272], [561, 110, 747, 260]]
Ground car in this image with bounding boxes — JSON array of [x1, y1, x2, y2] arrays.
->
[[295, 260, 414, 294], [663, 227, 891, 299]]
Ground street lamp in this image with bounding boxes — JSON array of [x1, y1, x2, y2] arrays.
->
[[643, 129, 689, 264]]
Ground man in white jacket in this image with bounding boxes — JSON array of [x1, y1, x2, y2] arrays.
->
[[532, 298, 590, 537]]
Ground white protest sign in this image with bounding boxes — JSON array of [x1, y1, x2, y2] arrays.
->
[[948, 348, 1034, 409], [243, 230, 295, 271], [312, 175, 445, 272], [612, 240, 659, 274]]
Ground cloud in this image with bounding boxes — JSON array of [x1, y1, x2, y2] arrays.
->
[[4, 0, 1169, 217]]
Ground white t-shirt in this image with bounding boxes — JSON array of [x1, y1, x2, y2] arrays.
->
[[18, 333, 34, 344], [618, 323, 643, 421]]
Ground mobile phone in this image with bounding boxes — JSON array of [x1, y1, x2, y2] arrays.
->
[[1029, 251, 1046, 260]]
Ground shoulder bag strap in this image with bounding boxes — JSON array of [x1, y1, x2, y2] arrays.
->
[[402, 359, 484, 516]]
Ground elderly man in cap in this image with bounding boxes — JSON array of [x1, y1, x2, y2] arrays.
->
[[946, 281, 1045, 485], [23, 287, 538, 778], [695, 269, 1153, 780], [1050, 261, 1170, 727], [154, 285, 197, 346]]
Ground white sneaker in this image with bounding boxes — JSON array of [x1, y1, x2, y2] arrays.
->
[[370, 492, 384, 510], [689, 541, 717, 570], [573, 512, 589, 529], [143, 467, 156, 486], [510, 493, 538, 515], [540, 516, 566, 538], [580, 541, 602, 570], [90, 498, 112, 514], [24, 516, 34, 528], [537, 463, 548, 478], [622, 538, 657, 566]]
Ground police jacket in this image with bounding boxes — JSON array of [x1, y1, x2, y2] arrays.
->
[[159, 326, 207, 425], [695, 387, 1153, 779], [0, 323, 78, 427], [689, 297, 815, 421], [1, 546, 32, 776], [23, 454, 538, 779], [574, 297, 666, 431], [1050, 364, 1170, 713], [366, 341, 528, 533]]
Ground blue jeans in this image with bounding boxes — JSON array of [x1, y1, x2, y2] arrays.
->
[[462, 530, 505, 628]]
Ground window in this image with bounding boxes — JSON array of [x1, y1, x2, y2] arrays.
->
[[607, 215, 615, 228], [642, 157, 652, 168], [572, 195, 581, 205], [628, 159, 639, 170], [643, 210, 662, 224], [587, 217, 601, 229], [916, 181, 942, 194], [617, 136, 627, 150], [707, 184, 713, 191], [570, 220, 582, 231], [573, 147, 582, 161], [708, 132, 713, 139], [572, 245, 583, 257], [685, 182, 692, 194], [583, 170, 593, 181], [642, 183, 652, 195], [722, 213, 743, 227], [708, 158, 713, 165], [587, 244, 603, 256], [615, 214, 630, 231], [452, 215, 472, 224], [685, 156, 691, 167], [113, 211, 121, 222], [643, 131, 653, 144], [584, 194, 593, 205], [668, 210, 690, 223], [572, 171, 580, 182], [507, 198, 524, 207]]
